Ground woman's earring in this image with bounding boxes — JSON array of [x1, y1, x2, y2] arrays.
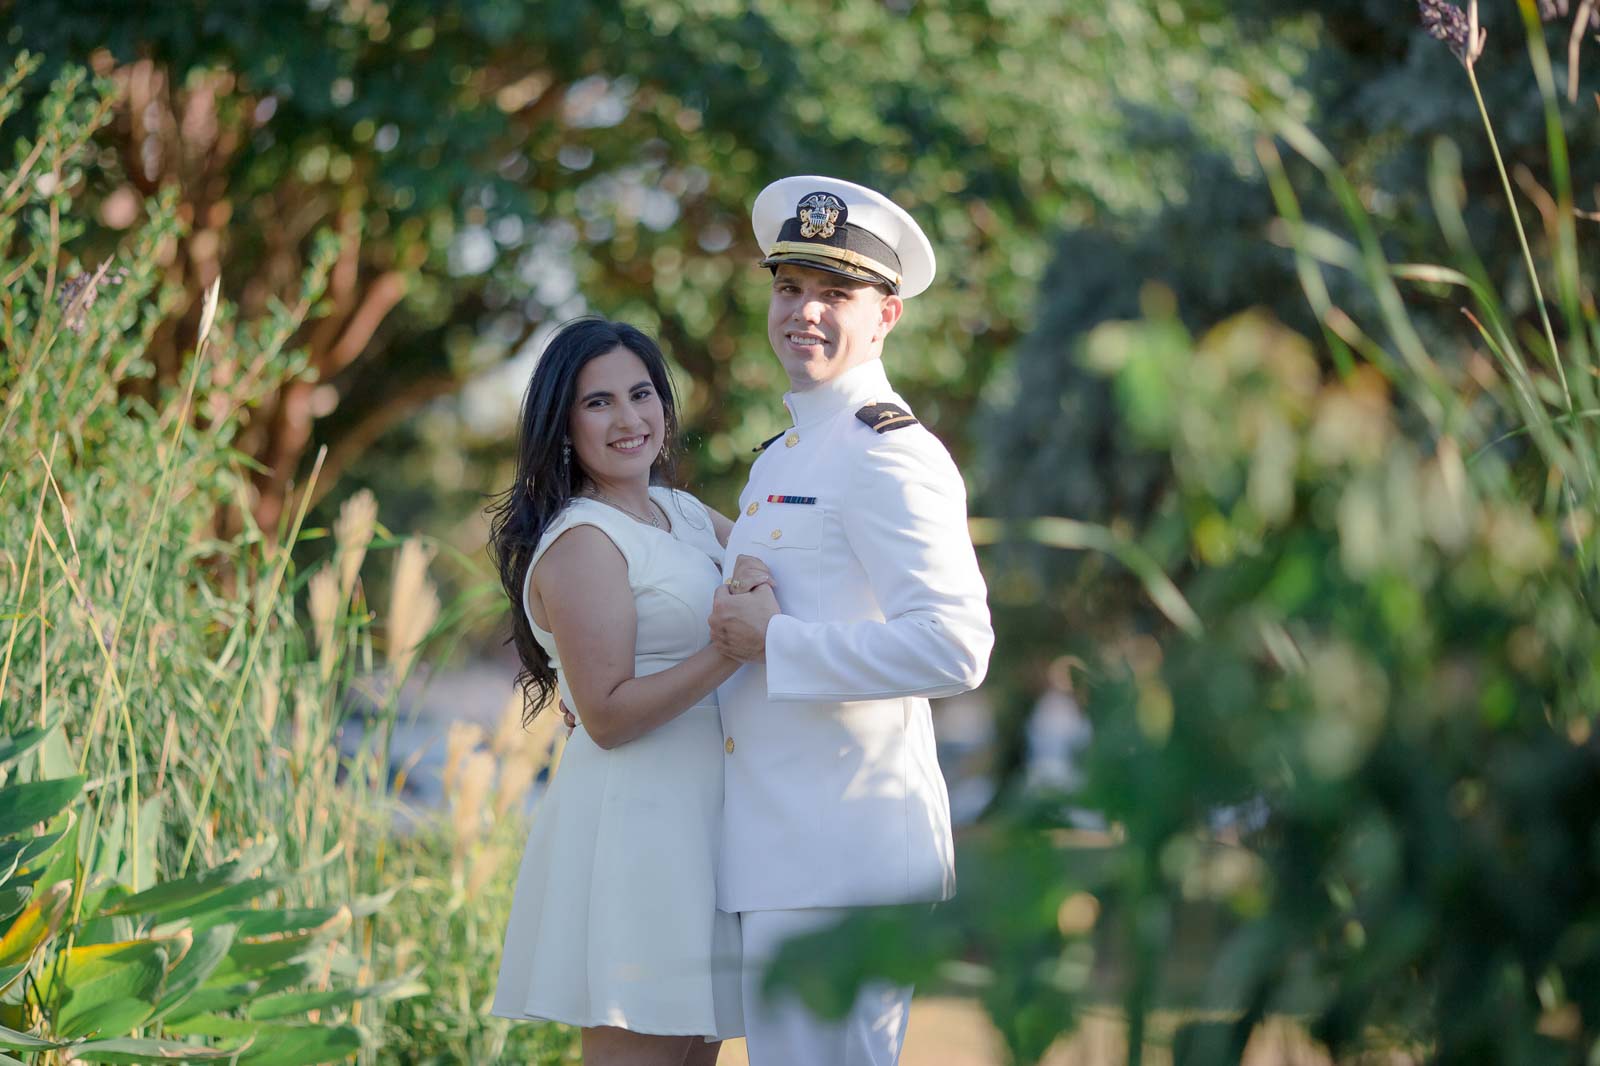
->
[[561, 440, 571, 467]]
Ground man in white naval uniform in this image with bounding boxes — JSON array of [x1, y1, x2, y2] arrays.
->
[[707, 175, 994, 1066]]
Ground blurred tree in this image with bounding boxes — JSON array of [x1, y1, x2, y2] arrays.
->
[[979, 0, 1600, 778], [2, 0, 1308, 540]]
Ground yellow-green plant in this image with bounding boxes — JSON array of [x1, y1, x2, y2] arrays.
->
[[370, 703, 579, 1064], [0, 724, 424, 1064]]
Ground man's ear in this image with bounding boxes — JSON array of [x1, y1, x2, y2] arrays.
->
[[876, 292, 904, 341]]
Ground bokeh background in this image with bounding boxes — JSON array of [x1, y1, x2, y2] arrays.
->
[[4, 1, 1600, 1063]]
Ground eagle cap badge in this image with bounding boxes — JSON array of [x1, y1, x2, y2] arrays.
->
[[797, 191, 845, 239]]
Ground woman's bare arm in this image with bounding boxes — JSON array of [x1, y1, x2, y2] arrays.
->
[[534, 525, 739, 750], [707, 505, 735, 548]]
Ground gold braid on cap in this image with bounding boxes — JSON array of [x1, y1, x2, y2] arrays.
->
[[765, 242, 902, 288]]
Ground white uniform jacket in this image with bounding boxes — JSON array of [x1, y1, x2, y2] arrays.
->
[[716, 358, 994, 913]]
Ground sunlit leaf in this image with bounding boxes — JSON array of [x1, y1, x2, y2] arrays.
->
[[0, 878, 69, 967], [65, 1036, 245, 1063], [0, 1022, 71, 1050], [0, 777, 84, 839], [102, 838, 276, 919], [245, 969, 426, 1020], [149, 925, 235, 1024], [0, 725, 53, 771], [231, 1023, 365, 1066]]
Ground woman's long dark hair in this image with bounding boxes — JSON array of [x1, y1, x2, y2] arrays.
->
[[486, 317, 680, 725]]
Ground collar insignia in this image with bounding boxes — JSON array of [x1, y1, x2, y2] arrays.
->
[[797, 192, 845, 239]]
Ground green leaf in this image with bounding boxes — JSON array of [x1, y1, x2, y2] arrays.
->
[[63, 1036, 244, 1063], [0, 886, 28, 927], [159, 1014, 256, 1039], [174, 876, 287, 929], [27, 816, 80, 904], [0, 842, 31, 890], [162, 957, 313, 1024], [232, 1024, 365, 1066], [14, 819, 71, 874], [230, 907, 344, 939], [0, 1022, 71, 1050], [62, 934, 180, 988], [149, 925, 235, 1023], [217, 906, 350, 978], [0, 878, 70, 967], [130, 792, 164, 893], [53, 940, 169, 1038], [0, 1051, 25, 1065], [159, 982, 262, 1027], [0, 725, 52, 771], [36, 725, 76, 781], [246, 969, 426, 1020], [101, 838, 276, 919], [0, 777, 85, 839], [0, 962, 27, 997], [345, 883, 399, 920], [56, 998, 156, 1040], [0, 817, 72, 890]]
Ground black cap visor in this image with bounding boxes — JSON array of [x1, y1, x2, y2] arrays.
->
[[761, 252, 898, 292]]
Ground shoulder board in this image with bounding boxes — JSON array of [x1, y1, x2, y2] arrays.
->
[[751, 431, 786, 454], [855, 402, 919, 434]]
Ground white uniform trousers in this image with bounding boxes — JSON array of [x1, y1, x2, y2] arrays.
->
[[739, 908, 912, 1066]]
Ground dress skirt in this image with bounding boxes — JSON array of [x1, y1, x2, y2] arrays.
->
[[491, 699, 743, 1038]]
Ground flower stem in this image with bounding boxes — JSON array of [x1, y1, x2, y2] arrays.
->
[[1466, 62, 1572, 412]]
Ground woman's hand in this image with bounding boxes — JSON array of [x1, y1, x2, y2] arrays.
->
[[724, 553, 775, 595]]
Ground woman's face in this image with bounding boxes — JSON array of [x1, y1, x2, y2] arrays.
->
[[567, 346, 666, 486]]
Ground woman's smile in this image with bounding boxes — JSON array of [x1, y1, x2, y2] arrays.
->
[[609, 434, 650, 454]]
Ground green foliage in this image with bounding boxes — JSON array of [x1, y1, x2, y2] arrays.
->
[[372, 814, 576, 1065], [981, 0, 1600, 672], [4, 2, 1317, 569], [0, 60, 566, 1061], [777, 6, 1600, 1064], [0, 728, 389, 1063]]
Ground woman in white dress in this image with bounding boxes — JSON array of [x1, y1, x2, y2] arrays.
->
[[486, 318, 767, 1065]]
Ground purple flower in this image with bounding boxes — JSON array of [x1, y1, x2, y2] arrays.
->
[[1419, 0, 1486, 66], [1419, 0, 1473, 61]]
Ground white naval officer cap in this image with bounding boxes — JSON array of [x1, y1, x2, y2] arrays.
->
[[751, 175, 937, 299]]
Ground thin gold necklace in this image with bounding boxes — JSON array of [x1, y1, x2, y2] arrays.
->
[[585, 488, 662, 529]]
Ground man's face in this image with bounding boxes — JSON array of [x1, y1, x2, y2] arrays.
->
[[766, 264, 902, 390]]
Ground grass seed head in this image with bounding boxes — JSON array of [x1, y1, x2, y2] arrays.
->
[[441, 721, 483, 801], [333, 489, 378, 603], [466, 841, 507, 899], [308, 565, 340, 678], [451, 750, 497, 857], [387, 538, 439, 685], [493, 756, 535, 820], [260, 655, 281, 739]]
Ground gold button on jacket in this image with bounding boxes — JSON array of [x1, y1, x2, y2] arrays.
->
[[724, 737, 735, 754]]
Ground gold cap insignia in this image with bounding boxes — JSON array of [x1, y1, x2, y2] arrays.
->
[[797, 192, 844, 239]]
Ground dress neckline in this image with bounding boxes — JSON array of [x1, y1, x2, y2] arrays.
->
[[577, 488, 675, 536]]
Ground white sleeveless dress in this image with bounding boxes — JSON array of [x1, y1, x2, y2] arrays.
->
[[491, 487, 743, 1039]]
